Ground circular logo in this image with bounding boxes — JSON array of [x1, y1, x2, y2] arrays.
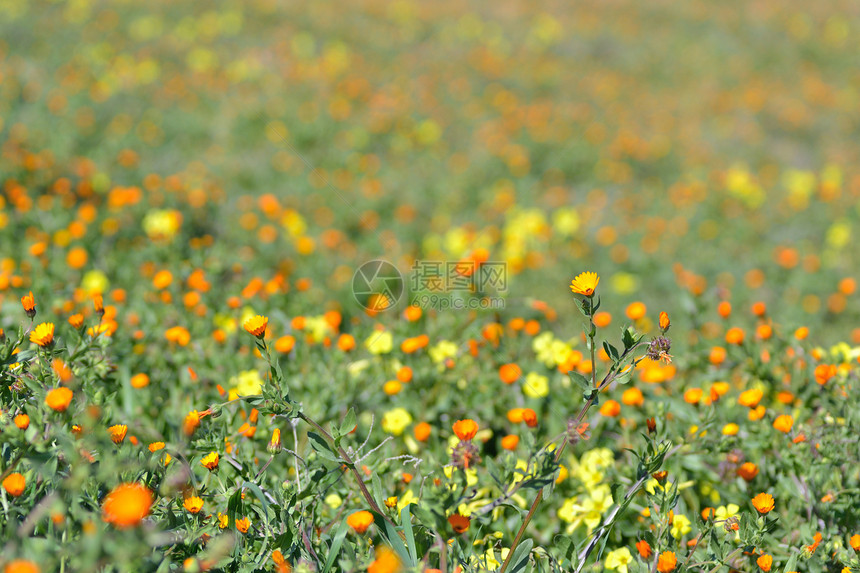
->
[[352, 260, 403, 312]]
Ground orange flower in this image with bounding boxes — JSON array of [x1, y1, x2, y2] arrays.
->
[[814, 364, 837, 385], [272, 549, 292, 573], [709, 346, 727, 365], [593, 311, 612, 328], [659, 311, 670, 331], [108, 424, 128, 444], [14, 414, 29, 430], [656, 551, 676, 573], [102, 483, 153, 528], [148, 442, 165, 452], [499, 363, 521, 384], [235, 516, 251, 533], [635, 540, 652, 559], [413, 422, 431, 442], [183, 496, 204, 513], [772, 415, 793, 433], [621, 387, 644, 407], [3, 560, 40, 573], [45, 387, 73, 412], [756, 554, 772, 572], [130, 373, 150, 389], [335, 334, 354, 351], [849, 534, 860, 552], [68, 313, 84, 329], [794, 326, 809, 340], [201, 451, 219, 471], [752, 492, 775, 514], [268, 428, 282, 454], [522, 408, 538, 427], [29, 323, 54, 347], [626, 302, 647, 321], [448, 513, 470, 534], [21, 291, 36, 318], [683, 388, 703, 404], [725, 327, 745, 345], [751, 301, 767, 317], [717, 301, 731, 318], [501, 434, 519, 450], [570, 272, 599, 297], [276, 335, 296, 353], [599, 400, 621, 417], [367, 546, 401, 573], [738, 388, 763, 408], [93, 293, 104, 315], [737, 462, 759, 481], [347, 510, 374, 534], [243, 315, 268, 338], [2, 472, 26, 497], [453, 419, 478, 441]]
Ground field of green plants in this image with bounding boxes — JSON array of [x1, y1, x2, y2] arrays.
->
[[2, 0, 860, 572]]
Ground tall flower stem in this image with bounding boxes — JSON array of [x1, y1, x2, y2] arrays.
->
[[499, 298, 642, 573]]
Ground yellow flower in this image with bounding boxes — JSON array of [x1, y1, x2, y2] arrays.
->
[[670, 514, 691, 538], [230, 370, 263, 396], [381, 408, 412, 436], [581, 485, 613, 532], [523, 372, 549, 398], [324, 493, 342, 509], [605, 547, 634, 573], [365, 330, 393, 354], [81, 269, 110, 294], [184, 496, 204, 513], [570, 271, 599, 297], [396, 489, 418, 512], [30, 322, 55, 347], [428, 340, 458, 364]]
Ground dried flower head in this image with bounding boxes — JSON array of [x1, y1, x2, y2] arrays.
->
[[451, 440, 481, 470], [646, 336, 672, 364]]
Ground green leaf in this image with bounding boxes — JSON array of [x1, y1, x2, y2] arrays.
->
[[321, 515, 350, 573], [508, 539, 534, 573], [400, 504, 418, 564], [339, 408, 356, 437], [569, 371, 591, 391], [603, 341, 619, 361], [308, 431, 340, 462]]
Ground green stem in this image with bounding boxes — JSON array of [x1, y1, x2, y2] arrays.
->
[[499, 330, 647, 573]]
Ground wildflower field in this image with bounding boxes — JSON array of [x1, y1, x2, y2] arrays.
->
[[3, 0, 860, 572]]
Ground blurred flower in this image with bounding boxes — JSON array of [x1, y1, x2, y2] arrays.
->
[[45, 387, 73, 412], [102, 483, 153, 528], [368, 546, 402, 573], [523, 372, 549, 398], [230, 370, 264, 396], [381, 408, 412, 436], [347, 510, 374, 534]]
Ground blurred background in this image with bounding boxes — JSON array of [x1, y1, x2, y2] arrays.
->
[[2, 0, 859, 343]]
